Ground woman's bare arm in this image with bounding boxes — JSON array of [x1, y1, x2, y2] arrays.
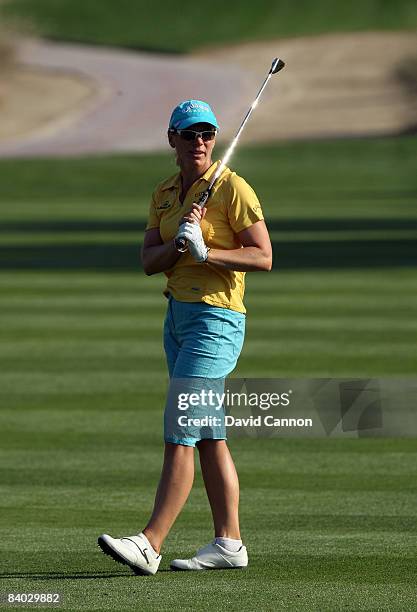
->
[[206, 220, 272, 272], [183, 204, 272, 272], [141, 228, 181, 275]]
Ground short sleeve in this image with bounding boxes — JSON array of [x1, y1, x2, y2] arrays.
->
[[145, 191, 160, 231], [227, 174, 264, 234]]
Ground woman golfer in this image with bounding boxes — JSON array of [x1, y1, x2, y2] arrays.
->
[[98, 100, 272, 574]]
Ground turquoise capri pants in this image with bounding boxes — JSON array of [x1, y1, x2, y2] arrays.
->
[[163, 295, 246, 447]]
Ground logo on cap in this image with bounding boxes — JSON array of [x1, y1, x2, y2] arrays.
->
[[169, 99, 219, 130]]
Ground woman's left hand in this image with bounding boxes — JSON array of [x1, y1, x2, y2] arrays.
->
[[175, 222, 210, 263]]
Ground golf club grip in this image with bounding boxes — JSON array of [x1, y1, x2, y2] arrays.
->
[[175, 236, 188, 252], [175, 189, 211, 253]]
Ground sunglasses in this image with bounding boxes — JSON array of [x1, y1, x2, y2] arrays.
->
[[170, 129, 217, 142]]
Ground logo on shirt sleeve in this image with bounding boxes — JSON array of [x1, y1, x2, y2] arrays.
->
[[157, 200, 172, 210]]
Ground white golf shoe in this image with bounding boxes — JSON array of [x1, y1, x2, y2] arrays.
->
[[170, 540, 248, 571], [98, 532, 161, 575]]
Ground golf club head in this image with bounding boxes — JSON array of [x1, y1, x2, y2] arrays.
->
[[270, 58, 285, 74]]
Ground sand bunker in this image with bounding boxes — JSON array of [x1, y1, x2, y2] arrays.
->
[[0, 32, 416, 157]]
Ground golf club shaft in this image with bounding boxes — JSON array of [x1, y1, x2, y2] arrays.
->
[[209, 70, 277, 188], [176, 57, 285, 251]]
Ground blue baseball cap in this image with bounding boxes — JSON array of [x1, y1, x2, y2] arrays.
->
[[169, 100, 219, 131]]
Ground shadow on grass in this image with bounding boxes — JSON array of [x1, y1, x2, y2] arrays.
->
[[2, 218, 417, 233], [1, 557, 415, 582], [1, 240, 416, 270], [0, 571, 130, 580], [0, 570, 171, 580], [1, 218, 417, 270]]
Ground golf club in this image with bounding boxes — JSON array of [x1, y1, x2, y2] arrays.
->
[[176, 57, 285, 252]]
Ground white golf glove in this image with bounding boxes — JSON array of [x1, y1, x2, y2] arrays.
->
[[176, 222, 210, 263]]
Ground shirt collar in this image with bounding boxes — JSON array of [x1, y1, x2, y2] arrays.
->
[[160, 160, 223, 191]]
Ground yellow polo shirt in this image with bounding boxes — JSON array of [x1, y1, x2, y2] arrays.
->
[[145, 161, 264, 314]]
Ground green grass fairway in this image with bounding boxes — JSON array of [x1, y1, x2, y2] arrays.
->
[[3, 0, 417, 52], [1, 137, 417, 610]]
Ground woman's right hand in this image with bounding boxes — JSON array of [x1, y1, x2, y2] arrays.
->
[[180, 203, 206, 226]]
